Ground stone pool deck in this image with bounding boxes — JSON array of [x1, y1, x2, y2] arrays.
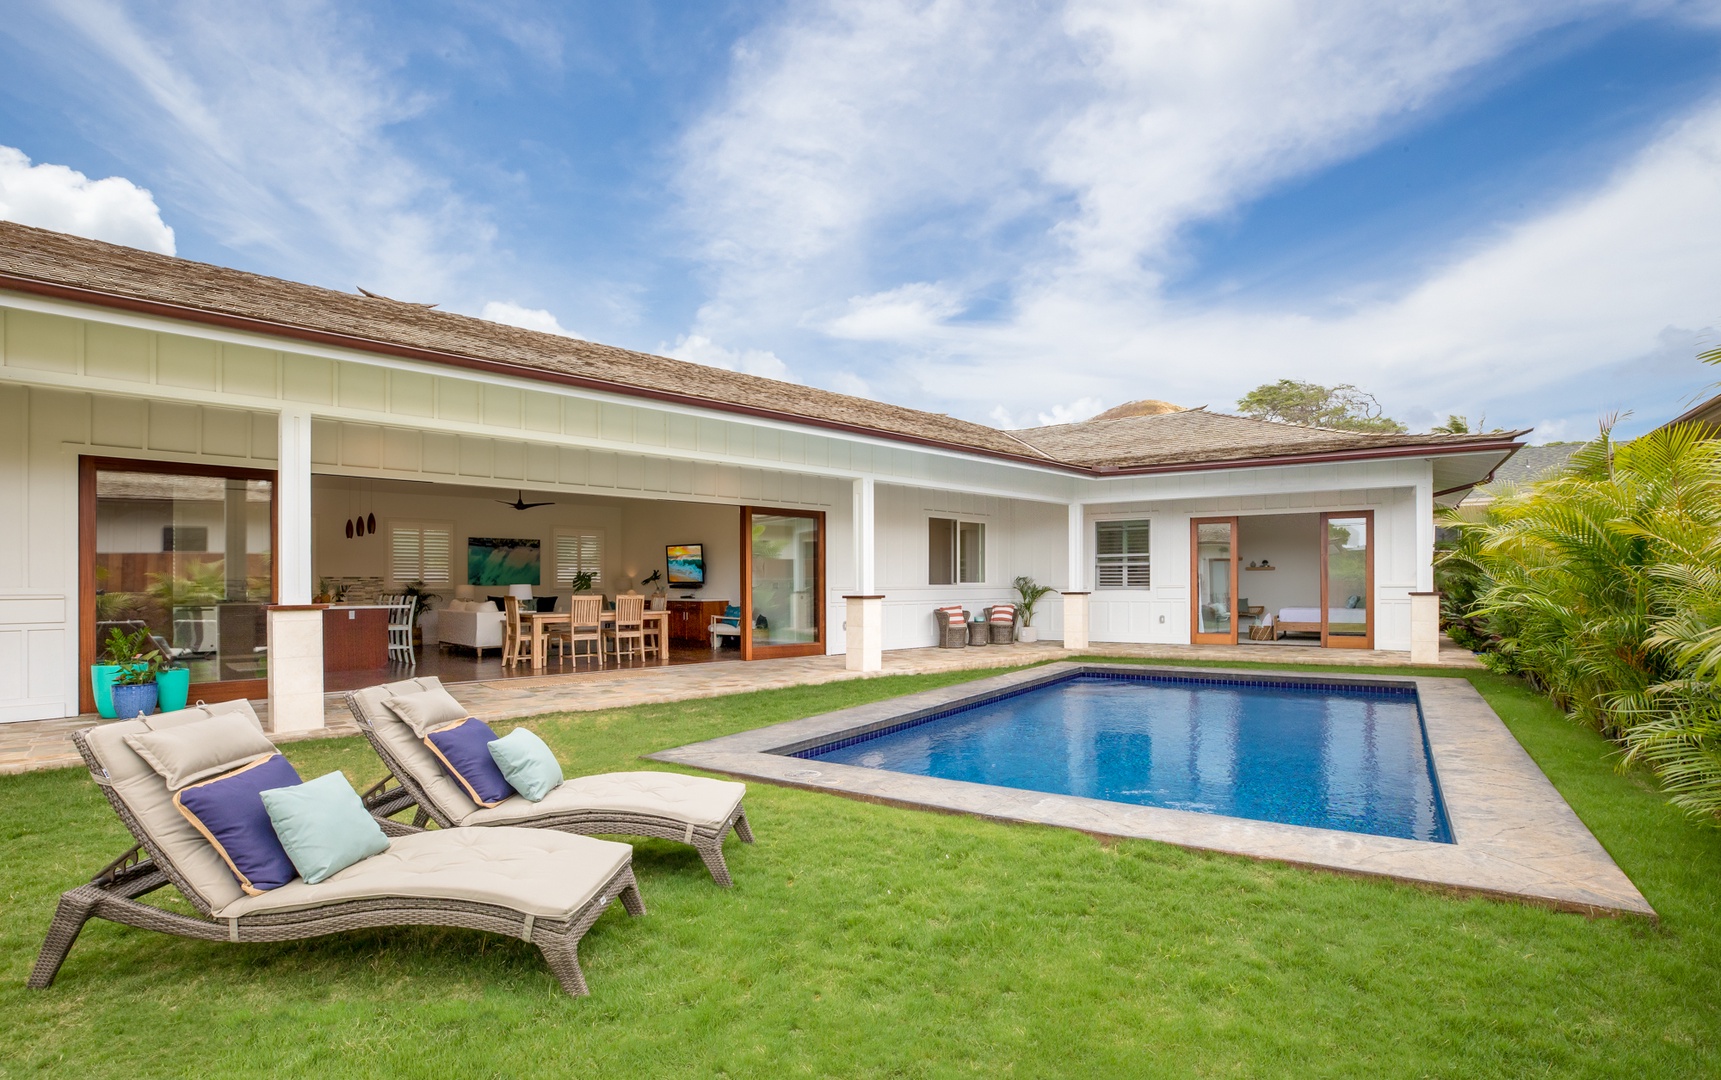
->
[[649, 662, 1655, 919], [0, 638, 1479, 775]]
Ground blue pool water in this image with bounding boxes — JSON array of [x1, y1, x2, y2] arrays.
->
[[802, 673, 1452, 842]]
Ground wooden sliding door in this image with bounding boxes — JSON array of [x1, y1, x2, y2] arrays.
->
[[1189, 517, 1239, 645], [1319, 510, 1374, 649], [740, 506, 826, 660]]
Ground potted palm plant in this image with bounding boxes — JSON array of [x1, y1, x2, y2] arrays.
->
[[1012, 575, 1053, 642], [101, 625, 163, 719]]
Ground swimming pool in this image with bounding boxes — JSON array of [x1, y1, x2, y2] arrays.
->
[[796, 671, 1452, 843]]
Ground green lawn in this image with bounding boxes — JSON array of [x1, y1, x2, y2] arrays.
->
[[2, 661, 1717, 1077]]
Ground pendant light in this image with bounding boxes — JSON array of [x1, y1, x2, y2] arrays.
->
[[345, 518, 354, 539]]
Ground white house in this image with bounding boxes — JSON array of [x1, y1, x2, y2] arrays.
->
[[0, 221, 1522, 725]]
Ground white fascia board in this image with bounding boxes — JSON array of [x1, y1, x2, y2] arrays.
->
[[1073, 457, 1434, 505], [0, 290, 1079, 491]]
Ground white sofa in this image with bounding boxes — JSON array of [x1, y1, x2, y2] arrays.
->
[[436, 600, 505, 657]]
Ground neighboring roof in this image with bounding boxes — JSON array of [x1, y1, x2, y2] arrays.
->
[[1013, 408, 1526, 471], [1466, 442, 1582, 502], [1089, 398, 1184, 421], [0, 220, 1523, 478], [1657, 390, 1721, 432]]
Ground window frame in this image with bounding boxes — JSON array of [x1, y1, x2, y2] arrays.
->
[[928, 516, 988, 585], [551, 527, 606, 587], [1094, 518, 1152, 590], [387, 519, 454, 586]]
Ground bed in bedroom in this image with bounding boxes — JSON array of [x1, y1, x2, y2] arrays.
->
[[1275, 606, 1367, 636]]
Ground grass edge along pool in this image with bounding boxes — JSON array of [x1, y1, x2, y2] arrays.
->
[[791, 670, 1454, 844]]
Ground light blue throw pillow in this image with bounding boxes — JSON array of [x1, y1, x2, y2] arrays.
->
[[487, 728, 564, 802], [260, 771, 390, 884]]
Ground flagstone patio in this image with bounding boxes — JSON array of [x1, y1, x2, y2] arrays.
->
[[0, 638, 1480, 775]]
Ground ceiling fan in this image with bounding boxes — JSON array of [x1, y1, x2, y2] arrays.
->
[[496, 490, 555, 511]]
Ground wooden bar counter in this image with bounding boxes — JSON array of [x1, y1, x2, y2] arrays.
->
[[323, 604, 390, 672]]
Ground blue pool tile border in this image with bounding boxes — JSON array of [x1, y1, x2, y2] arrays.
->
[[787, 667, 1416, 761]]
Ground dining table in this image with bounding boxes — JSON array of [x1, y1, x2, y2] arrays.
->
[[525, 609, 670, 670]]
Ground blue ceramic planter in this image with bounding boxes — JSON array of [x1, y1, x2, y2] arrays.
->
[[110, 681, 159, 720]]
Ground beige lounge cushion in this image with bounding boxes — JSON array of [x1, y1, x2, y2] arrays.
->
[[463, 771, 746, 831], [383, 686, 469, 737], [215, 827, 631, 920], [348, 677, 480, 824], [124, 712, 279, 789], [80, 699, 268, 913]]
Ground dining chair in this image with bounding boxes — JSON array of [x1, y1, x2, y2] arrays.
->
[[566, 594, 604, 669], [502, 595, 530, 667], [386, 593, 417, 667], [611, 594, 646, 664]]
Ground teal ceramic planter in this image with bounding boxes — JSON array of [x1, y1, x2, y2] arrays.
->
[[90, 665, 122, 719], [155, 667, 191, 712]]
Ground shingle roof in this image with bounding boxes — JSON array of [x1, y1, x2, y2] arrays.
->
[[1013, 408, 1524, 470], [0, 220, 1522, 475]]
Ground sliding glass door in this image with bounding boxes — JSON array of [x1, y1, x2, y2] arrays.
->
[[740, 507, 825, 659], [1320, 510, 1374, 649], [1189, 517, 1238, 645], [81, 457, 277, 712]]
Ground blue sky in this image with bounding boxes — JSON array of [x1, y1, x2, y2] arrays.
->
[[1, 1, 1718, 441]]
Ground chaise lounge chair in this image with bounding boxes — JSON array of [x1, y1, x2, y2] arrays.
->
[[29, 699, 644, 996], [344, 677, 755, 886]]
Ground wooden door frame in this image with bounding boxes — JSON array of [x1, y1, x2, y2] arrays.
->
[[739, 505, 826, 660], [79, 455, 279, 714], [1319, 509, 1375, 650], [1188, 516, 1239, 646]]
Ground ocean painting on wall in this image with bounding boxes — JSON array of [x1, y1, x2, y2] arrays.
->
[[667, 543, 705, 586], [468, 537, 540, 586]]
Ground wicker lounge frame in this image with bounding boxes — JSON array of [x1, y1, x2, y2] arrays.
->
[[29, 730, 644, 996], [344, 691, 754, 887]]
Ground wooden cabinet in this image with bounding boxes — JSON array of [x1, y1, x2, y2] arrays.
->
[[323, 606, 389, 672], [666, 599, 730, 646]]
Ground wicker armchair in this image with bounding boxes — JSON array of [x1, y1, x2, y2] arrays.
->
[[933, 607, 969, 648], [985, 605, 1017, 644]]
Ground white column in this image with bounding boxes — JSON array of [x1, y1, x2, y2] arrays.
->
[[1409, 592, 1441, 665], [1066, 501, 1085, 592], [267, 407, 323, 732], [277, 407, 314, 604], [267, 607, 326, 732], [1414, 473, 1435, 592], [853, 476, 876, 595], [843, 595, 884, 672]]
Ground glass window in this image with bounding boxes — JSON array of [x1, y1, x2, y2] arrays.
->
[[1194, 521, 1233, 636], [928, 518, 955, 585], [1095, 520, 1151, 588], [389, 520, 453, 584], [958, 521, 985, 584], [1324, 516, 1370, 639], [751, 513, 820, 646], [552, 529, 603, 585], [929, 517, 985, 584], [92, 467, 274, 686]]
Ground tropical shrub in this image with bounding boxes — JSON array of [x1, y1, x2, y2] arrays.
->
[[1440, 422, 1721, 822]]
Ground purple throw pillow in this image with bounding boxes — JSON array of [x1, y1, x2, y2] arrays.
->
[[423, 718, 516, 806], [174, 753, 305, 894]]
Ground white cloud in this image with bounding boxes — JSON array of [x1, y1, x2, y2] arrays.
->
[[825, 282, 965, 340], [0, 145, 175, 253], [990, 397, 1107, 429], [661, 333, 797, 382], [672, 1, 1721, 434], [480, 300, 581, 338], [33, 1, 495, 300]]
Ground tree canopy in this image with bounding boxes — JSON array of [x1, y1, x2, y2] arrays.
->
[[1234, 379, 1407, 433]]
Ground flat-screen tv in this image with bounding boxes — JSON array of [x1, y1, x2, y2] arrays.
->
[[666, 543, 705, 587]]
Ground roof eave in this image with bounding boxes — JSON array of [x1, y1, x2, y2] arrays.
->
[[0, 272, 1084, 475], [1090, 437, 1528, 478]]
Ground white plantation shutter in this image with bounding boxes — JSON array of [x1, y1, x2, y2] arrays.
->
[[554, 530, 603, 584], [1095, 520, 1150, 589], [390, 521, 453, 584]]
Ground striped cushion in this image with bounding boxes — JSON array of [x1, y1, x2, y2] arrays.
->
[[935, 606, 965, 626], [988, 607, 1016, 624]]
